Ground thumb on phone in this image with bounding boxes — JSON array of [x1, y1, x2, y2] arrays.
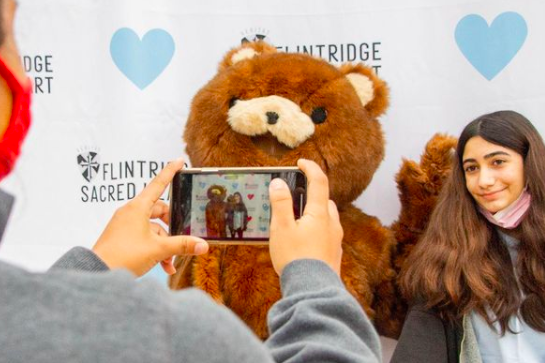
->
[[268, 159, 343, 276], [269, 178, 296, 230]]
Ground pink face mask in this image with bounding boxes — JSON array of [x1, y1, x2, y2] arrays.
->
[[479, 189, 531, 229], [0, 56, 32, 181]]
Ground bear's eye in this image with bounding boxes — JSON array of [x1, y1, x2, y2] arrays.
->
[[311, 107, 327, 124], [229, 97, 239, 108]]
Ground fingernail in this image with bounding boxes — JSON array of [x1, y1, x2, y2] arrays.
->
[[194, 241, 209, 254], [270, 178, 287, 190]]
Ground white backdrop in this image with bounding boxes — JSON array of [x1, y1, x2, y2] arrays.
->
[[1, 0, 544, 358]]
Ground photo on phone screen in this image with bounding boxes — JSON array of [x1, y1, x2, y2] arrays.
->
[[170, 168, 306, 243]]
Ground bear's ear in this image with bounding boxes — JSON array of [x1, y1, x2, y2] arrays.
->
[[219, 41, 278, 71], [339, 63, 389, 119]]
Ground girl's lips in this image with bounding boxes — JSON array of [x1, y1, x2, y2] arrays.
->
[[480, 188, 506, 200]]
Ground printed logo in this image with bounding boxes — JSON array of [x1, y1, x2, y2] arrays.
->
[[244, 183, 258, 190], [241, 27, 270, 44], [455, 12, 527, 80], [22, 55, 54, 94], [110, 28, 175, 89], [77, 151, 100, 182], [239, 28, 382, 74], [76, 147, 169, 203]]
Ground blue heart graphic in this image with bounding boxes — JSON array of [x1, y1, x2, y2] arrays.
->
[[233, 183, 239, 189], [199, 182, 206, 188], [455, 12, 527, 80], [262, 204, 270, 211], [110, 28, 175, 89]]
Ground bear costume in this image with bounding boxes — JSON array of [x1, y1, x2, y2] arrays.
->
[[205, 185, 228, 238], [169, 41, 455, 339]]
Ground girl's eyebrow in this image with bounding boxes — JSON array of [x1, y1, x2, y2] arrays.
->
[[483, 151, 510, 159], [463, 151, 510, 165]]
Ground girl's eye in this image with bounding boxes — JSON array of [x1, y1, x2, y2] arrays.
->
[[465, 165, 477, 173], [493, 159, 505, 166]]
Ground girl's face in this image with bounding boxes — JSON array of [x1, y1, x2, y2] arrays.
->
[[234, 194, 241, 203], [462, 136, 525, 213]]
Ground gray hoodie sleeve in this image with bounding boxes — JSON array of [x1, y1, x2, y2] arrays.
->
[[266, 259, 381, 363], [49, 246, 110, 272], [47, 249, 380, 363]]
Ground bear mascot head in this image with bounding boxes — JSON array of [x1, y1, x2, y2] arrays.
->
[[170, 41, 402, 338]]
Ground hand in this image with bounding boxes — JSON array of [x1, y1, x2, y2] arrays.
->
[[92, 158, 209, 277], [268, 159, 343, 276]]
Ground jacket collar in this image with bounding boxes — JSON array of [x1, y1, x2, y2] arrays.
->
[[0, 189, 14, 242]]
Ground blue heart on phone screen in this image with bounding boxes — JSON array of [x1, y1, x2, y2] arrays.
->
[[199, 206, 206, 211], [262, 204, 270, 211]]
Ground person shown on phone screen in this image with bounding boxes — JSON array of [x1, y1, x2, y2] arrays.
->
[[0, 1, 381, 361], [227, 192, 248, 239]]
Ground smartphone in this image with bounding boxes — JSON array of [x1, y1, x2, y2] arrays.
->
[[169, 167, 307, 244]]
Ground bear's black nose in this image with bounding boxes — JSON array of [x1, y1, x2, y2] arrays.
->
[[266, 112, 279, 125]]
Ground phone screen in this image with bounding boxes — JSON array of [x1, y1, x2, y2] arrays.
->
[[170, 168, 306, 243]]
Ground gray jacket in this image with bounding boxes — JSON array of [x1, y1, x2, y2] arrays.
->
[[0, 190, 381, 363]]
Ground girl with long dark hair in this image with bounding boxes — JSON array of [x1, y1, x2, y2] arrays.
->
[[227, 192, 248, 239], [392, 110, 545, 363]]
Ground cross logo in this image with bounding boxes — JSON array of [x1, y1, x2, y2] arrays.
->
[[77, 152, 100, 182], [241, 33, 267, 44]]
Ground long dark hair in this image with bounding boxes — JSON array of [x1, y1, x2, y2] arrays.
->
[[400, 110, 545, 334]]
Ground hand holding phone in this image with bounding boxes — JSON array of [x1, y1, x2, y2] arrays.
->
[[170, 166, 307, 244], [92, 159, 208, 277], [268, 159, 343, 275]]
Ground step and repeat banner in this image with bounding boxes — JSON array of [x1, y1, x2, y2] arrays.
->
[[1, 0, 544, 288]]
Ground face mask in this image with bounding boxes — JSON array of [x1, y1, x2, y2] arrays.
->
[[0, 56, 32, 180], [479, 189, 531, 229]]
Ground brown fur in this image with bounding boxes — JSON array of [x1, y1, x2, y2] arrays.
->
[[169, 41, 452, 339], [388, 133, 457, 334]]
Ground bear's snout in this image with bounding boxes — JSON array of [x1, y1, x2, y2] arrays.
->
[[227, 95, 315, 148]]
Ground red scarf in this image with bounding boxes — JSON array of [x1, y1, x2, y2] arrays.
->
[[0, 56, 32, 180]]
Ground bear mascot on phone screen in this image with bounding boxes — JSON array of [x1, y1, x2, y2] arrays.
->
[[169, 41, 455, 339], [205, 185, 228, 238]]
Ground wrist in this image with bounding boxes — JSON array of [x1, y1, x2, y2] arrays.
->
[[279, 259, 343, 297]]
